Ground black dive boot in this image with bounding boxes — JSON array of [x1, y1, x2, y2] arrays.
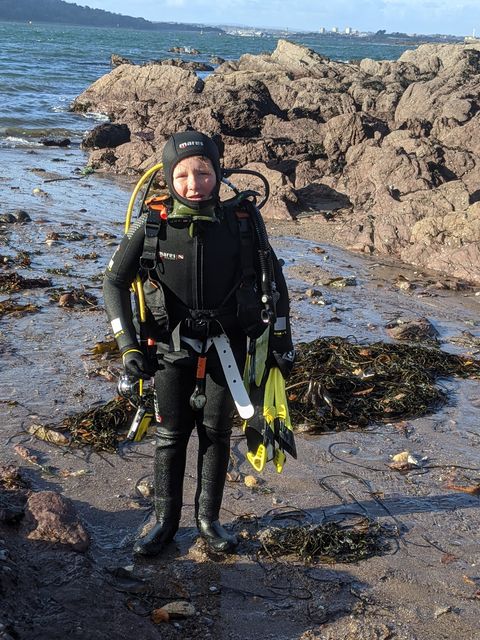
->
[[133, 428, 186, 557], [195, 425, 238, 553], [133, 498, 180, 557]]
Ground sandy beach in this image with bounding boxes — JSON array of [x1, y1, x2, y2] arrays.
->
[[1, 145, 480, 640]]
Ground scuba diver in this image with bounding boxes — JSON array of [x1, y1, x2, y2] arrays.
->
[[103, 130, 294, 557]]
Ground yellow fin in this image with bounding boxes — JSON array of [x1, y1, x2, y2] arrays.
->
[[247, 444, 267, 472], [273, 449, 286, 473]]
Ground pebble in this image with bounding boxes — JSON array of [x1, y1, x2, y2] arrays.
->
[[14, 210, 31, 223], [151, 608, 170, 624], [0, 213, 16, 223], [136, 479, 154, 498], [162, 600, 196, 618], [305, 288, 321, 297], [32, 188, 48, 197]]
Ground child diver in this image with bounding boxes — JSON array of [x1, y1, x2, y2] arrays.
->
[[103, 131, 294, 556]]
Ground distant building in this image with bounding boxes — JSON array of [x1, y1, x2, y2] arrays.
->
[[345, 26, 352, 34], [319, 27, 326, 34], [331, 26, 338, 33], [465, 29, 480, 43]]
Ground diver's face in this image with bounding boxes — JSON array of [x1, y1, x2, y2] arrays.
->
[[172, 156, 217, 201]]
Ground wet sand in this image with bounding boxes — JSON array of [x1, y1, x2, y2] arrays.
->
[[1, 147, 480, 640]]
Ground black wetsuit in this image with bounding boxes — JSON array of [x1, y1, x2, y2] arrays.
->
[[103, 199, 292, 546]]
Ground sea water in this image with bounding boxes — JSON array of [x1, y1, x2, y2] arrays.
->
[[0, 20, 414, 147]]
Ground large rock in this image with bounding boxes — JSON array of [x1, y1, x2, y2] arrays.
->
[[82, 123, 130, 149], [74, 39, 480, 282], [72, 64, 203, 115], [23, 491, 90, 552], [401, 201, 480, 281]]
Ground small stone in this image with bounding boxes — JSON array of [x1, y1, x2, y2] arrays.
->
[[14, 210, 31, 223], [58, 293, 75, 308], [226, 470, 242, 483], [32, 188, 48, 197], [434, 606, 452, 618], [244, 475, 258, 488], [0, 213, 16, 223], [136, 479, 154, 498], [396, 279, 414, 291], [151, 608, 170, 624], [161, 601, 196, 619], [305, 288, 321, 297]]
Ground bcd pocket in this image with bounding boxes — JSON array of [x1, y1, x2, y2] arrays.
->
[[133, 278, 169, 342], [236, 285, 265, 339]]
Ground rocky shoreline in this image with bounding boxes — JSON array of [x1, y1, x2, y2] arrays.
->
[[1, 147, 480, 639], [73, 38, 480, 283]]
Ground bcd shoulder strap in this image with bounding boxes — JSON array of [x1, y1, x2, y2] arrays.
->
[[235, 207, 257, 281], [139, 195, 169, 271]]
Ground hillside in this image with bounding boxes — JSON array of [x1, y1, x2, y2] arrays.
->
[[0, 0, 222, 31]]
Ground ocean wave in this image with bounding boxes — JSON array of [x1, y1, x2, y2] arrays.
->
[[0, 126, 83, 148], [0, 126, 81, 139], [0, 136, 41, 148], [80, 111, 110, 123]]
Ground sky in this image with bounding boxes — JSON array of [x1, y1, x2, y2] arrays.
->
[[75, 0, 480, 36]]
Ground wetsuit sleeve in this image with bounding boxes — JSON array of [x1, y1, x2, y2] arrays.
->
[[103, 215, 146, 354], [270, 249, 294, 354]]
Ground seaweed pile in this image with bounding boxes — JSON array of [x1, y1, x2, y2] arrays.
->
[[0, 300, 39, 318], [0, 272, 51, 293], [258, 518, 393, 563], [61, 397, 134, 451], [288, 337, 480, 432]]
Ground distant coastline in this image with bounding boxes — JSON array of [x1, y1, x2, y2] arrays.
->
[[0, 0, 468, 42], [0, 0, 223, 32]]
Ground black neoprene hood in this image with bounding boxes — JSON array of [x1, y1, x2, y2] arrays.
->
[[162, 131, 222, 209]]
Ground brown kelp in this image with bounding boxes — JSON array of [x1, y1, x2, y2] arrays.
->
[[258, 518, 394, 563], [0, 272, 51, 293], [288, 337, 480, 431], [61, 397, 135, 451]]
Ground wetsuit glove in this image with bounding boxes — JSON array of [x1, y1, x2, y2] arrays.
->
[[272, 349, 296, 380], [122, 348, 154, 380]]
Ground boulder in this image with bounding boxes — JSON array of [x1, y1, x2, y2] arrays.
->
[[210, 56, 225, 65], [111, 54, 133, 66], [71, 64, 204, 115], [401, 201, 480, 281], [322, 112, 389, 166], [40, 138, 70, 147], [82, 123, 130, 149], [23, 491, 90, 552], [270, 38, 330, 72], [147, 58, 213, 72]]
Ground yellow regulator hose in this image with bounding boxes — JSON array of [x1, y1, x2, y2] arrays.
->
[[125, 163, 163, 394]]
